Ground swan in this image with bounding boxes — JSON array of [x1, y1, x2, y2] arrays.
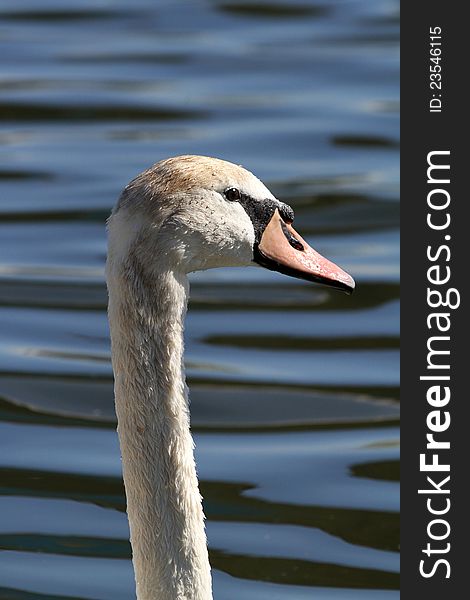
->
[[105, 155, 354, 600]]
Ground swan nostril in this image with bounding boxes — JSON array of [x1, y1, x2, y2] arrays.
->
[[280, 220, 304, 251]]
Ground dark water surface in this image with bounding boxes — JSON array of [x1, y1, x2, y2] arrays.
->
[[0, 1, 399, 598]]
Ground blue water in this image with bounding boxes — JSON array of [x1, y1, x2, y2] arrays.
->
[[0, 1, 399, 598]]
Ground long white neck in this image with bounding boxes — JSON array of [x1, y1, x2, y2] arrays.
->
[[107, 257, 212, 600]]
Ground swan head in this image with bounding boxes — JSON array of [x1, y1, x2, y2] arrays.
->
[[107, 155, 354, 293]]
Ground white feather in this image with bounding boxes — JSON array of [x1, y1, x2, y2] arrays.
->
[[106, 156, 275, 600]]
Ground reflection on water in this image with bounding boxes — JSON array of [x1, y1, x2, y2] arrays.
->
[[0, 0, 399, 598]]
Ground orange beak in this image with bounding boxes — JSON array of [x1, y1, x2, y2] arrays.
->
[[255, 209, 355, 293]]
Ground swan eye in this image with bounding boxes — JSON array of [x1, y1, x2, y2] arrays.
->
[[224, 187, 241, 202]]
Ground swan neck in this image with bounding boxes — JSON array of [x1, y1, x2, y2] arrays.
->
[[107, 264, 212, 600]]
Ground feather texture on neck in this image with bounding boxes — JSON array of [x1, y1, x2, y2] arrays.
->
[[107, 248, 212, 600]]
